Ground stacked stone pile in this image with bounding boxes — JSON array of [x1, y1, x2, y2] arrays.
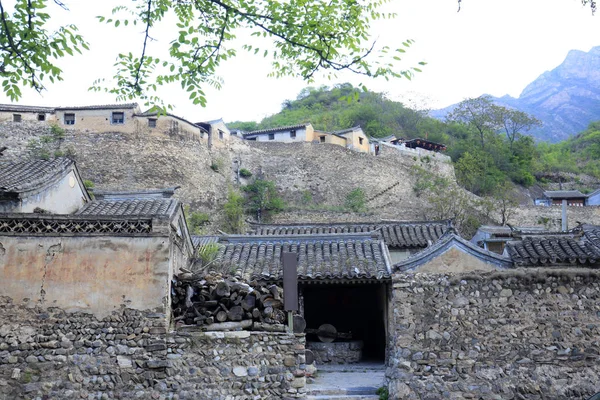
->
[[172, 273, 287, 331]]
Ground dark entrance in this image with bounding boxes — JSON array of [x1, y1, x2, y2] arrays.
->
[[302, 283, 387, 361]]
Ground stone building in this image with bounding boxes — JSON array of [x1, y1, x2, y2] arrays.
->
[[0, 196, 193, 317], [0, 104, 55, 123], [0, 158, 90, 213], [201, 231, 392, 364], [244, 123, 371, 153]]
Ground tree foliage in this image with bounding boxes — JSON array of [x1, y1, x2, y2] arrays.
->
[[0, 0, 88, 101], [242, 177, 285, 223], [0, 0, 423, 108]]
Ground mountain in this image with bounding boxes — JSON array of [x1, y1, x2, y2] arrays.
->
[[433, 46, 600, 143]]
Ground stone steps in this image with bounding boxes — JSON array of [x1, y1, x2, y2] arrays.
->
[[306, 396, 380, 400], [305, 363, 384, 400]]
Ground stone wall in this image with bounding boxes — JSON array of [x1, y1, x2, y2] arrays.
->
[[388, 269, 600, 399], [0, 297, 306, 400], [0, 121, 460, 229], [511, 205, 600, 230]]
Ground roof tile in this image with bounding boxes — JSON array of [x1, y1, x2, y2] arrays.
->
[[248, 221, 449, 248], [206, 234, 390, 282], [0, 158, 73, 195], [77, 199, 178, 218]]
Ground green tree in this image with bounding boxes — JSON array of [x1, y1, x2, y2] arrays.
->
[[446, 96, 500, 149], [494, 107, 542, 150], [1, 0, 423, 107], [223, 189, 245, 233], [243, 178, 285, 223]]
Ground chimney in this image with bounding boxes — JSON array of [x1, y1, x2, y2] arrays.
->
[[562, 199, 568, 231]]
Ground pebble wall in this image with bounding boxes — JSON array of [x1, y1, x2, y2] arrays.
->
[[388, 269, 600, 399], [0, 296, 305, 400]]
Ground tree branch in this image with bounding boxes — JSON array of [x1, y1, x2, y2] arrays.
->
[[133, 0, 153, 93]]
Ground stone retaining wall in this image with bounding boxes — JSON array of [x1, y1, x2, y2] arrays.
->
[[0, 296, 306, 399], [387, 270, 600, 399]]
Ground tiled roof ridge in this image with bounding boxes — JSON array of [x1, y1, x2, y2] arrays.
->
[[394, 231, 513, 271], [55, 103, 139, 111], [249, 219, 450, 227], [0, 104, 55, 113], [332, 125, 362, 135], [246, 123, 311, 135], [223, 232, 381, 242]]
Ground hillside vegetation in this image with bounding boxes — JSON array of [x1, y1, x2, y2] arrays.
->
[[229, 84, 600, 197]]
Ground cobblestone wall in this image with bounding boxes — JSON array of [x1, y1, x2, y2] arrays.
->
[[388, 270, 600, 399], [0, 296, 306, 400]]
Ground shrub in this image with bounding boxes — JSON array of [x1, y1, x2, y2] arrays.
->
[[185, 207, 210, 234], [210, 158, 224, 172], [196, 243, 221, 269], [345, 187, 366, 212], [239, 168, 252, 178]]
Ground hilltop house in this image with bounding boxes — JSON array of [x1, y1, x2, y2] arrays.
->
[[243, 123, 371, 153], [535, 190, 587, 206], [0, 102, 233, 145], [0, 158, 90, 214]]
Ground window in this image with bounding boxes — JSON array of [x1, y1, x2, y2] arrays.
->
[[359, 137, 364, 145], [13, 114, 21, 122], [148, 118, 157, 128], [37, 114, 45, 121], [320, 136, 326, 143], [219, 130, 224, 140], [111, 112, 124, 124], [290, 130, 296, 139], [64, 113, 75, 125], [268, 133, 275, 140]]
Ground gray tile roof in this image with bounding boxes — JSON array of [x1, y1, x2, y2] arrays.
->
[[77, 199, 179, 218], [0, 158, 73, 196], [192, 235, 220, 248], [543, 190, 586, 199], [0, 104, 54, 113], [506, 234, 600, 266], [248, 220, 449, 249], [246, 123, 310, 136], [55, 103, 139, 111], [206, 233, 391, 282], [332, 126, 362, 135]]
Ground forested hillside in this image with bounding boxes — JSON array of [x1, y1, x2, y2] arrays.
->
[[229, 84, 600, 197]]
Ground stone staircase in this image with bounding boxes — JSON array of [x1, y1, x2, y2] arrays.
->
[[305, 363, 385, 400]]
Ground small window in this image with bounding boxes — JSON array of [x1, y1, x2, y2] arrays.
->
[[37, 114, 45, 121], [13, 114, 21, 122], [64, 113, 75, 125], [268, 133, 275, 140], [111, 112, 124, 124], [219, 130, 224, 140], [320, 136, 326, 143], [290, 130, 296, 139], [148, 118, 157, 128], [359, 137, 364, 145]]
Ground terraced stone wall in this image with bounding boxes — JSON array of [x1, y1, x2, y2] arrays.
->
[[387, 269, 600, 400], [0, 296, 306, 400]]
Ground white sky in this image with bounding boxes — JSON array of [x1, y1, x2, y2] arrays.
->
[[1, 0, 599, 123]]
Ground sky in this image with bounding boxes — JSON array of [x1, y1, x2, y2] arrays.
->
[[1, 0, 599, 123]]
